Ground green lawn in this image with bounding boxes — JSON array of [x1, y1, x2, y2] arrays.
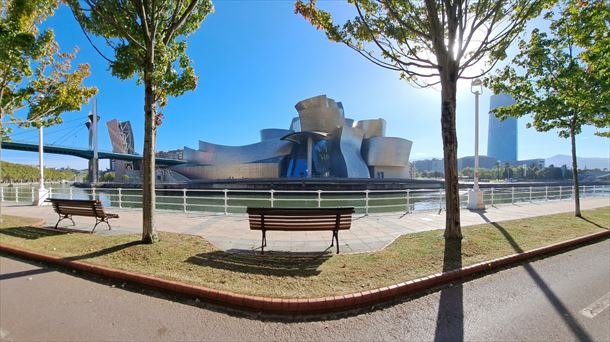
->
[[1, 207, 608, 298]]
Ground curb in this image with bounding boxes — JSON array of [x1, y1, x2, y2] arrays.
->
[[1, 230, 608, 315]]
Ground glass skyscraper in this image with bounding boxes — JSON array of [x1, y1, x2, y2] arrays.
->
[[487, 93, 517, 163]]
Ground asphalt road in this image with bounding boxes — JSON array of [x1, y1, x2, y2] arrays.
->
[[1, 239, 609, 341]]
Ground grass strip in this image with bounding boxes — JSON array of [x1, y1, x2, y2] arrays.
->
[[1, 207, 608, 298]]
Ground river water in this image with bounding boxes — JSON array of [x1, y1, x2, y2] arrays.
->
[[1, 183, 607, 215]]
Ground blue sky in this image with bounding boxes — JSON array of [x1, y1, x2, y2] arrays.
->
[[3, 1, 608, 169]]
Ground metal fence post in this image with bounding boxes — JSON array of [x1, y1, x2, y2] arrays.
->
[[223, 189, 228, 215], [0, 187, 3, 202], [317, 190, 322, 208], [270, 189, 275, 208], [529, 186, 533, 202], [365, 190, 370, 216], [15, 187, 18, 202], [545, 186, 548, 201], [438, 188, 443, 211], [69, 187, 73, 200], [559, 185, 562, 200], [490, 188, 494, 206], [92, 187, 96, 200], [118, 188, 122, 208], [511, 187, 515, 204], [182, 189, 187, 213], [406, 189, 410, 213], [31, 187, 35, 202]]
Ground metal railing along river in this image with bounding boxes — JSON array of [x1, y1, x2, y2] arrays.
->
[[1, 184, 609, 215]]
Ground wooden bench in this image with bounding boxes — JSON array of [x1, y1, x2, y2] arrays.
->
[[46, 198, 119, 233], [246, 207, 354, 254]]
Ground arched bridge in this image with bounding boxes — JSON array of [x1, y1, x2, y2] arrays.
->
[[1, 141, 186, 166]]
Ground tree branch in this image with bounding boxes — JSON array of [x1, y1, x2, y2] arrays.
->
[[163, 0, 200, 45]]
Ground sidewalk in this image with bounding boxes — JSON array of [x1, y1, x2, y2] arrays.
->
[[2, 197, 608, 253]]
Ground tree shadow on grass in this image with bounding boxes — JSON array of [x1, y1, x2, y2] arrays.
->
[[433, 238, 464, 342], [477, 212, 593, 342], [65, 241, 143, 261], [578, 216, 608, 230], [186, 250, 332, 277], [0, 226, 66, 240]]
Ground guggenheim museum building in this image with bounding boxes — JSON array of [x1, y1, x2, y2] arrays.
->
[[168, 95, 413, 181]]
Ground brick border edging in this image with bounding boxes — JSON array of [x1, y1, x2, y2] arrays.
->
[[1, 230, 608, 314]]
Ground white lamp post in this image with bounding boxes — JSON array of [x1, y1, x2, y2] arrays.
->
[[33, 125, 50, 205], [467, 78, 485, 210]]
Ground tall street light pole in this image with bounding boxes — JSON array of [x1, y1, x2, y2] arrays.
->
[[33, 125, 50, 205], [468, 78, 485, 210]]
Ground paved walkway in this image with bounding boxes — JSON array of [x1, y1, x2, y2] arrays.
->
[[2, 241, 608, 340], [2, 197, 608, 254]]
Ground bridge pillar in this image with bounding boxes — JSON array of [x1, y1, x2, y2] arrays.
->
[[87, 98, 99, 184], [88, 158, 98, 184]]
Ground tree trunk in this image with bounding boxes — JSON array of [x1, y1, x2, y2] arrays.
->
[[142, 54, 159, 244], [570, 125, 581, 217], [440, 64, 462, 240]]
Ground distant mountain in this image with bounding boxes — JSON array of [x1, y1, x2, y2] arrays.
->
[[545, 155, 610, 170]]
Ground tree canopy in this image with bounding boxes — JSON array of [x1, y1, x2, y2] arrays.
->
[[68, 0, 213, 114], [0, 161, 78, 183], [0, 0, 97, 132], [295, 0, 549, 239], [484, 0, 609, 216], [484, 0, 608, 140], [295, 0, 550, 86], [68, 0, 213, 243], [566, 0, 610, 136]]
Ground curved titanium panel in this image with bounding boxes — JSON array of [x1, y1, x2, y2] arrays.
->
[[107, 119, 135, 154], [171, 162, 282, 180], [289, 117, 301, 132], [183, 147, 215, 164], [295, 94, 334, 111], [295, 95, 345, 133], [362, 137, 412, 167], [195, 139, 292, 165], [369, 165, 411, 179], [355, 119, 386, 139], [332, 125, 370, 178], [281, 131, 328, 144], [260, 129, 293, 141]]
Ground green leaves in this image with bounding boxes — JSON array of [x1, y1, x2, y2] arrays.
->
[[68, 0, 213, 115], [68, 0, 213, 241], [0, 0, 97, 132], [484, 0, 609, 139]]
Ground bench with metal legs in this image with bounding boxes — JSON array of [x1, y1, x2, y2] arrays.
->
[[46, 198, 119, 233], [247, 207, 354, 255]]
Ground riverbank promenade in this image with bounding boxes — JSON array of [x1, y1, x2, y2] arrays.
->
[[2, 198, 608, 253]]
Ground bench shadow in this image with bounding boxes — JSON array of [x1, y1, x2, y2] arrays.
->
[[186, 250, 332, 277], [433, 238, 464, 342], [476, 212, 593, 342]]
